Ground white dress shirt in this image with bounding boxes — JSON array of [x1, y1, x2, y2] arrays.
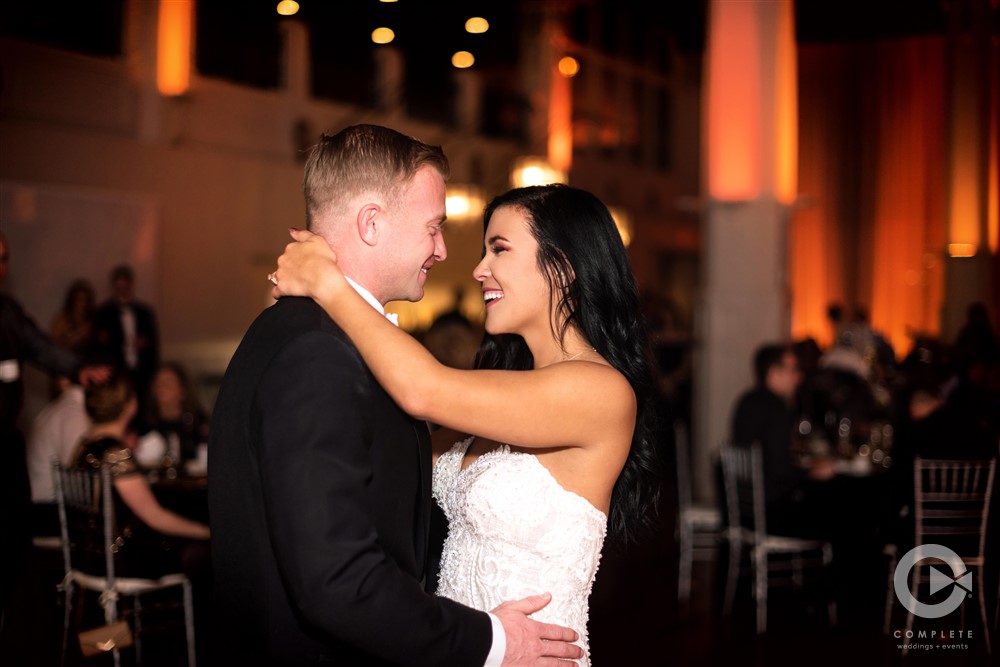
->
[[27, 385, 88, 502]]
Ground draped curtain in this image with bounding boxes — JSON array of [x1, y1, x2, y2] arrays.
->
[[792, 37, 947, 355]]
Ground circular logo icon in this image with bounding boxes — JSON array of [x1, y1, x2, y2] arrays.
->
[[893, 544, 971, 619]]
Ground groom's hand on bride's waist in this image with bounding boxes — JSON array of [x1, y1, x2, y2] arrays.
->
[[491, 593, 582, 666]]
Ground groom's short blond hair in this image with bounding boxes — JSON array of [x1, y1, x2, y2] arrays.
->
[[303, 124, 449, 230]]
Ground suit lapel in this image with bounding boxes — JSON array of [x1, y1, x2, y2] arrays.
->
[[410, 418, 432, 578]]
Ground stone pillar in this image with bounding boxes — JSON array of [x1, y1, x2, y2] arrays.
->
[[693, 0, 797, 502], [124, 0, 162, 142]]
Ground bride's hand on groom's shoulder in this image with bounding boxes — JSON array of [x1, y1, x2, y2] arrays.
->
[[491, 593, 582, 666], [271, 227, 343, 302]]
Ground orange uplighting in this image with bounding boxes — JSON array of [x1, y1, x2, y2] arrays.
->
[[548, 59, 573, 172], [704, 0, 762, 200], [557, 56, 579, 78], [157, 0, 192, 96], [989, 39, 999, 255], [704, 0, 797, 202], [948, 159, 981, 252], [773, 1, 798, 204], [948, 243, 977, 258]]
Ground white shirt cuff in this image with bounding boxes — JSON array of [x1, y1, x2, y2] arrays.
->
[[484, 613, 506, 666]]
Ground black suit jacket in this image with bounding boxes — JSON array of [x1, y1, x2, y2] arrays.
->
[[208, 297, 491, 666], [731, 386, 807, 511], [93, 298, 159, 384]]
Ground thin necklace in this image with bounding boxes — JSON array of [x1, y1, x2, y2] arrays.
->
[[563, 347, 596, 362]]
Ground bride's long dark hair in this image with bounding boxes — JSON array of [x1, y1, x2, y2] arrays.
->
[[474, 184, 663, 545]]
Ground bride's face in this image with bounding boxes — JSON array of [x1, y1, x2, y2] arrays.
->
[[472, 206, 552, 339]]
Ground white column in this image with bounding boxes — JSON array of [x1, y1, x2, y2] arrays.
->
[[124, 0, 162, 142], [693, 0, 797, 502]]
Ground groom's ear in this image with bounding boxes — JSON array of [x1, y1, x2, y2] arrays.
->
[[356, 203, 380, 247]]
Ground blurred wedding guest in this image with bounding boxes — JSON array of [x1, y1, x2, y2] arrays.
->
[[819, 329, 871, 380], [851, 306, 895, 380], [421, 308, 481, 371], [135, 361, 210, 468], [826, 302, 846, 350], [0, 232, 109, 619], [644, 293, 694, 428], [952, 301, 999, 373], [50, 278, 97, 357], [73, 370, 210, 578], [731, 343, 835, 538], [93, 263, 160, 413], [882, 380, 999, 552], [26, 376, 89, 536], [905, 383, 997, 460]]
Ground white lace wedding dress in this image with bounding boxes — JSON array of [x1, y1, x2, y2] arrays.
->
[[433, 437, 608, 666]]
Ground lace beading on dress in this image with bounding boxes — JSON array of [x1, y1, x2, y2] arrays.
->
[[433, 437, 607, 666]]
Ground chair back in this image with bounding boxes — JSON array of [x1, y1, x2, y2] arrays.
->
[[53, 461, 119, 595], [913, 457, 996, 561], [720, 443, 768, 540]]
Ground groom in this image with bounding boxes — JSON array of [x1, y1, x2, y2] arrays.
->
[[209, 125, 581, 665]]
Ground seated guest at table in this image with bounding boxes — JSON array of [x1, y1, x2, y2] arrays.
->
[[731, 343, 835, 537], [135, 361, 210, 468], [73, 370, 210, 579], [26, 376, 89, 536], [905, 383, 997, 461], [881, 380, 998, 553]]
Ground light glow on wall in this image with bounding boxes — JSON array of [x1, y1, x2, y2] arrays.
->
[[445, 184, 485, 221], [704, 0, 761, 199], [948, 243, 977, 258], [704, 0, 797, 202], [608, 207, 633, 247], [989, 38, 999, 255], [548, 60, 573, 172], [773, 1, 798, 204], [511, 157, 566, 188], [157, 0, 193, 96]]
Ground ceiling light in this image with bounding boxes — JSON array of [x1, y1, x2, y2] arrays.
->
[[558, 56, 579, 78], [276, 0, 299, 16], [465, 17, 489, 34], [372, 27, 395, 45], [452, 51, 475, 69]]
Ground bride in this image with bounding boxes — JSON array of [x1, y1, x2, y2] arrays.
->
[[272, 183, 661, 665]]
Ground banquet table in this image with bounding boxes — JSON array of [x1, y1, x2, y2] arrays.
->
[[148, 464, 209, 524]]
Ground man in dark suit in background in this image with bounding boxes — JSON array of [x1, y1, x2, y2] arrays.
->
[[0, 233, 108, 632], [731, 343, 835, 538], [208, 125, 579, 666], [93, 263, 159, 411]]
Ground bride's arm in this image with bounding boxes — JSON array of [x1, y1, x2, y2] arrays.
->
[[271, 230, 636, 450]]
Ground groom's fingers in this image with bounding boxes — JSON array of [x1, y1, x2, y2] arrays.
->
[[499, 592, 552, 615], [492, 594, 583, 665], [532, 620, 579, 644]]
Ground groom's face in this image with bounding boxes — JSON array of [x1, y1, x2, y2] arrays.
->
[[379, 165, 448, 303]]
